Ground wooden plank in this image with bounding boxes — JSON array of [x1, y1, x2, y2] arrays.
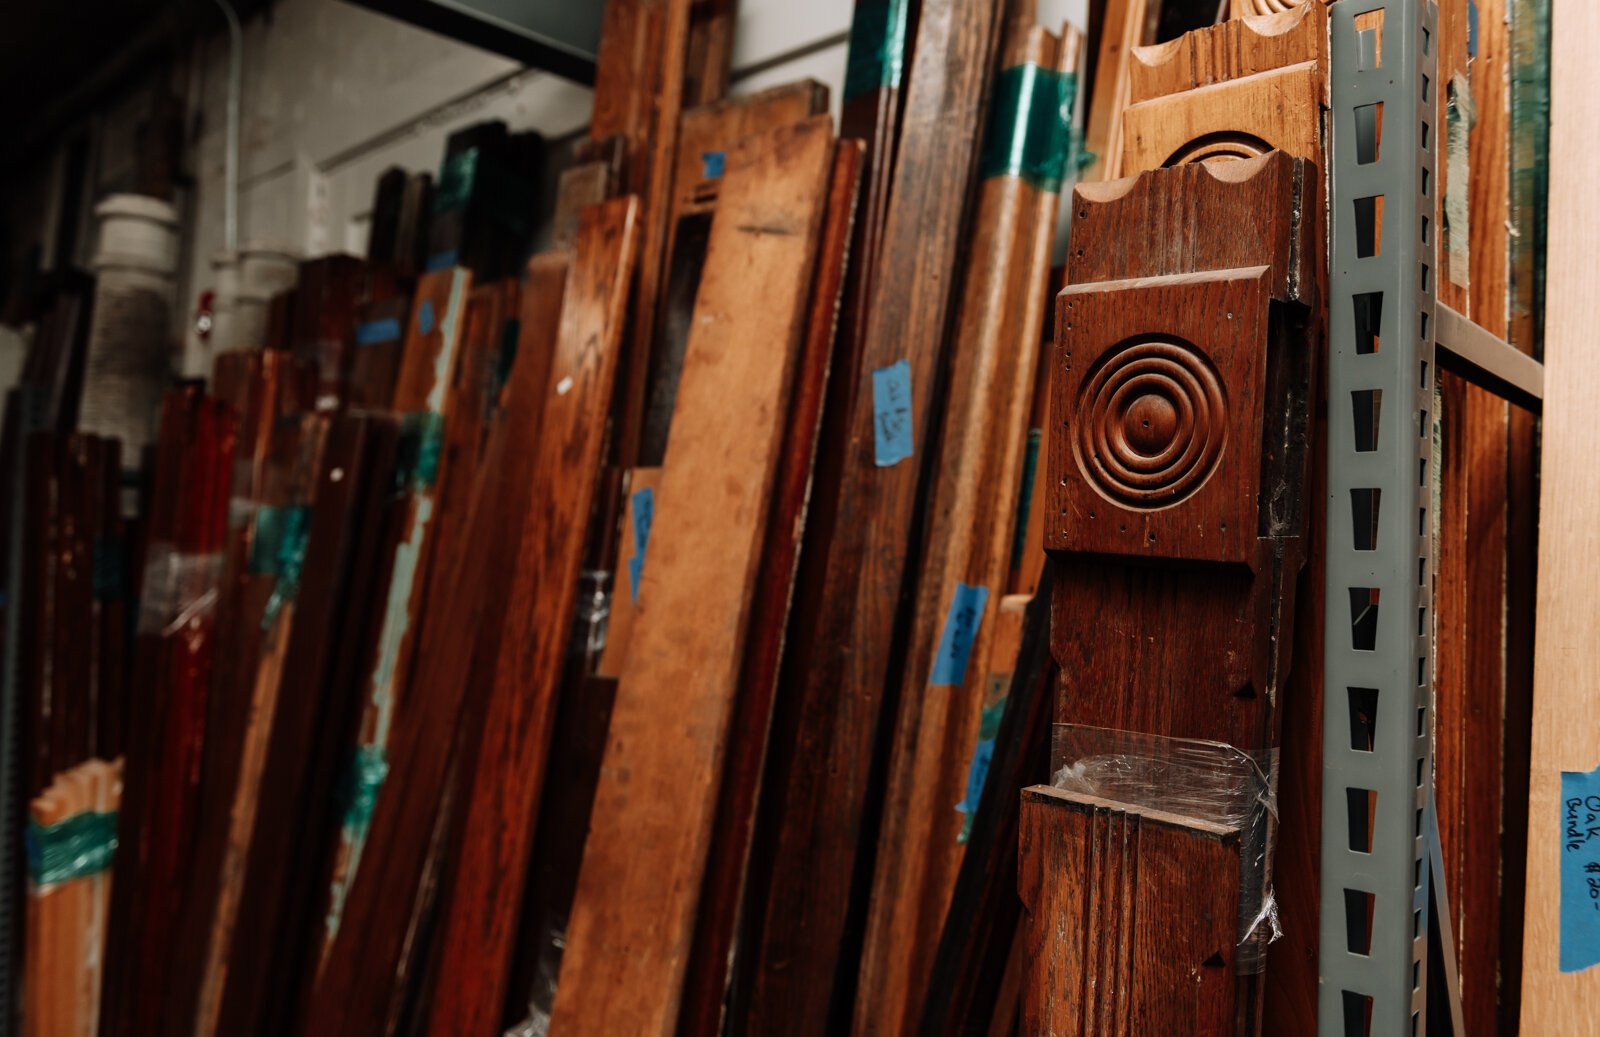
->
[[416, 254, 572, 1034], [311, 266, 470, 968], [734, 1, 1008, 1029], [550, 114, 835, 1037], [1082, 0, 1148, 182], [919, 575, 1055, 1037], [1131, 2, 1325, 104], [419, 200, 638, 1037], [638, 80, 828, 467], [1500, 3, 1542, 1026], [1462, 3, 1516, 1030], [598, 0, 694, 467], [855, 23, 1071, 1035], [1520, 0, 1600, 1028], [183, 414, 331, 1037], [101, 388, 235, 1037], [207, 413, 398, 1037], [678, 138, 865, 1037], [729, 0, 917, 1013], [1019, 784, 1243, 1035]]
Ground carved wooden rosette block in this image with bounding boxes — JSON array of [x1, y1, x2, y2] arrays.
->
[[1048, 153, 1316, 733], [1020, 786, 1243, 1036], [1034, 151, 1319, 1032]]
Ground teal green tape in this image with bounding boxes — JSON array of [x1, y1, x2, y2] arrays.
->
[[26, 810, 118, 887], [1010, 429, 1042, 569], [979, 64, 1079, 193], [251, 505, 312, 629], [433, 147, 480, 214], [842, 0, 911, 102], [339, 745, 390, 840], [491, 317, 521, 406], [395, 411, 446, 491]]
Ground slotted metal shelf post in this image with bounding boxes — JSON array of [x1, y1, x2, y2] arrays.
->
[[1320, 0, 1440, 1033]]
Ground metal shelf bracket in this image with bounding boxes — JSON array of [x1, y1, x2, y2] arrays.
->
[[1319, 0, 1440, 1034]]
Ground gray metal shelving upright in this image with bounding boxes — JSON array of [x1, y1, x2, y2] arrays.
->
[[1319, 0, 1440, 1033]]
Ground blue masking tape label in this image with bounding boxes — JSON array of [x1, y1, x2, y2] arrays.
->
[[702, 151, 726, 179], [931, 582, 989, 687], [628, 486, 655, 600], [425, 250, 458, 273], [1561, 765, 1600, 972], [872, 359, 914, 467], [417, 299, 436, 336], [356, 317, 402, 346]]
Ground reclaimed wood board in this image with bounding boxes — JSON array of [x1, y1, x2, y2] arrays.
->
[[919, 572, 1055, 1037], [208, 413, 400, 1037], [1047, 150, 1319, 1029], [311, 266, 470, 970], [678, 137, 865, 1037], [169, 410, 331, 1037], [1019, 785, 1243, 1035], [102, 386, 236, 1037], [638, 80, 829, 467], [1081, 0, 1146, 182], [549, 115, 835, 1037], [855, 23, 1072, 1035], [736, 1, 1008, 1029], [420, 199, 639, 1037], [729, 0, 917, 1014]]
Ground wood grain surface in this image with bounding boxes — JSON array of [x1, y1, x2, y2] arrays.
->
[[1130, 2, 1325, 104], [735, 2, 1007, 1029], [1019, 785, 1243, 1036], [677, 137, 865, 1037], [854, 23, 1069, 1035], [1519, 0, 1600, 1028], [420, 200, 637, 1037], [551, 116, 835, 1037]]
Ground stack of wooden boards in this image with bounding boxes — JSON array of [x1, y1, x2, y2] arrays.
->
[[3, 0, 1553, 1032], [0, 0, 1099, 1025]]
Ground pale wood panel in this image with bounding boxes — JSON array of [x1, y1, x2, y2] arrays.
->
[[1521, 0, 1600, 1028]]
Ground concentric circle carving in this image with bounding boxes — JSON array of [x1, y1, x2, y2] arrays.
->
[[1073, 337, 1227, 508]]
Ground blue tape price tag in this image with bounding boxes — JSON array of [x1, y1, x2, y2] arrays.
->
[[872, 359, 914, 467], [702, 151, 726, 179], [931, 582, 989, 686], [1561, 765, 1600, 972], [417, 299, 436, 337], [356, 317, 402, 346], [628, 486, 655, 600]]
